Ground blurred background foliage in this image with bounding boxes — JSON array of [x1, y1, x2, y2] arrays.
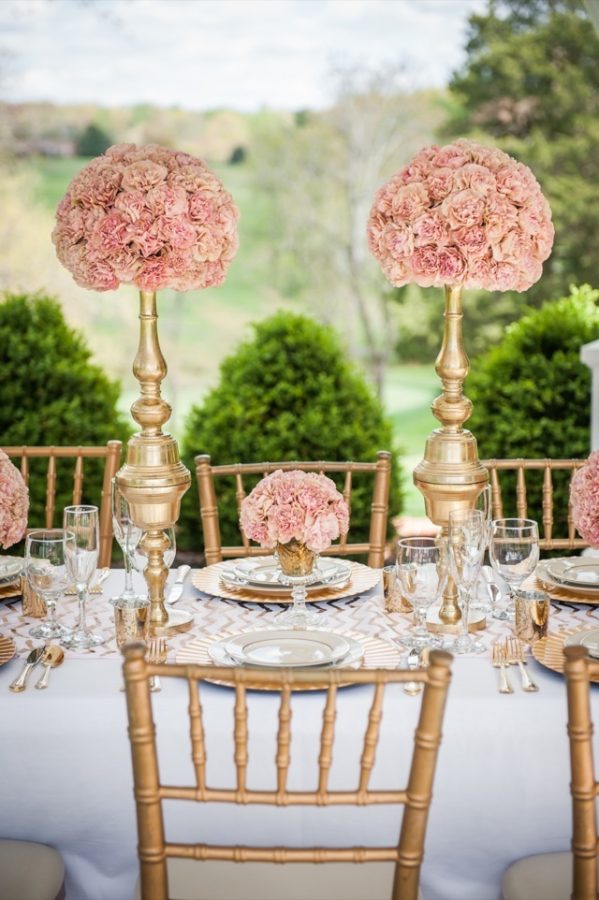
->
[[0, 0, 597, 526]]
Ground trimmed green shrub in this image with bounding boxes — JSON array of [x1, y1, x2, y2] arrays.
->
[[468, 284, 599, 534], [179, 311, 403, 553], [0, 292, 130, 532]]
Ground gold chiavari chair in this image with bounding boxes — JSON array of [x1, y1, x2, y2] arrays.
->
[[502, 645, 599, 900], [2, 441, 122, 568], [482, 458, 587, 551], [123, 643, 453, 900], [195, 451, 393, 568]]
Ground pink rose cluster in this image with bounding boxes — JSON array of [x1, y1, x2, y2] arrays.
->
[[52, 143, 239, 293], [367, 138, 554, 292], [0, 451, 28, 549], [240, 470, 350, 554], [570, 452, 599, 548]]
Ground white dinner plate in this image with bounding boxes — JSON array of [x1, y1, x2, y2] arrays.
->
[[564, 627, 599, 659], [536, 560, 599, 599], [220, 556, 351, 595], [223, 629, 351, 668], [208, 633, 365, 670], [546, 558, 599, 588], [0, 556, 23, 585]]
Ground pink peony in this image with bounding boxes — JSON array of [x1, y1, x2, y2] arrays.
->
[[240, 470, 350, 554], [52, 143, 239, 293], [571, 453, 599, 548], [0, 451, 29, 549], [367, 138, 553, 292]]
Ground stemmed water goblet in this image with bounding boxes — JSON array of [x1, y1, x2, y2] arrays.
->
[[111, 480, 144, 604], [448, 508, 487, 654], [25, 529, 72, 640], [489, 518, 540, 622], [61, 505, 107, 649], [396, 537, 448, 649]]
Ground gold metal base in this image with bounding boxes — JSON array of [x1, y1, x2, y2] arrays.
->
[[426, 605, 486, 634], [164, 605, 195, 635]]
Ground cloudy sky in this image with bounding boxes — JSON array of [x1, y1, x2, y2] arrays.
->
[[0, 0, 485, 111]]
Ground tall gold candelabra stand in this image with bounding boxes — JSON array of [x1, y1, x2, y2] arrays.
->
[[413, 285, 489, 631], [116, 290, 193, 637]]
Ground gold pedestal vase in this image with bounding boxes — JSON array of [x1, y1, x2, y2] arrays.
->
[[116, 290, 194, 637], [414, 285, 489, 631]]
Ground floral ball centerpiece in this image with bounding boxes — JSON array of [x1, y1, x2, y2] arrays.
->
[[52, 142, 239, 292], [240, 470, 350, 577], [367, 138, 553, 292], [0, 450, 28, 549], [571, 453, 599, 548]]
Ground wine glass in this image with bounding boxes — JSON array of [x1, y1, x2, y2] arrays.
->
[[61, 505, 106, 649], [25, 530, 72, 640], [472, 484, 494, 614], [448, 508, 487, 654], [396, 537, 447, 649], [111, 480, 144, 603], [489, 518, 540, 621]]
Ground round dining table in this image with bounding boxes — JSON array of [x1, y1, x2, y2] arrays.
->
[[0, 565, 597, 900]]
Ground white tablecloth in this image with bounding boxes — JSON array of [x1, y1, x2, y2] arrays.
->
[[1, 568, 598, 900]]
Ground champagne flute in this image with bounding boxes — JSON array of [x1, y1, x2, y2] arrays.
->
[[396, 537, 447, 649], [448, 509, 486, 654], [62, 505, 106, 649], [111, 480, 144, 603], [489, 518, 540, 622], [26, 530, 72, 640]]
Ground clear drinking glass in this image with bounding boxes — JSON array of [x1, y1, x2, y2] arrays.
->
[[396, 537, 447, 649], [472, 484, 493, 614], [62, 505, 106, 649], [448, 508, 487, 654], [489, 518, 540, 621], [111, 480, 144, 603], [26, 529, 72, 640]]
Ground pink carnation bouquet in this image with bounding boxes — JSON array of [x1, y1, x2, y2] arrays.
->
[[0, 451, 29, 549], [53, 143, 239, 292], [570, 452, 599, 548], [367, 138, 553, 292], [240, 470, 350, 554]]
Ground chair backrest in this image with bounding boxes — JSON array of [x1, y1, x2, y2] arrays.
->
[[2, 441, 122, 567], [122, 643, 452, 900], [194, 451, 393, 568], [563, 645, 599, 900], [482, 458, 587, 551]]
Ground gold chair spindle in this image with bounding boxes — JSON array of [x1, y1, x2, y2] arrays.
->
[[358, 680, 385, 798], [318, 683, 337, 798], [73, 454, 84, 505], [45, 452, 57, 528], [234, 680, 248, 798], [542, 464, 553, 545], [188, 677, 207, 794], [276, 684, 292, 800], [516, 464, 527, 519]]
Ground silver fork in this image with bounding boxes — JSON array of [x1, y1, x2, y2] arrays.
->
[[491, 641, 514, 694], [505, 637, 539, 692], [147, 637, 167, 692]]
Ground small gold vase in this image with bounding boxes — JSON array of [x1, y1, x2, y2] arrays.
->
[[276, 540, 316, 577]]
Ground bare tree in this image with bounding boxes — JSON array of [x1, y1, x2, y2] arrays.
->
[[251, 63, 443, 395]]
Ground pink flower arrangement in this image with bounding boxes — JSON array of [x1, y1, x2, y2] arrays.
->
[[240, 470, 350, 554], [367, 138, 554, 292], [52, 143, 239, 293], [570, 452, 599, 548], [0, 451, 28, 549]]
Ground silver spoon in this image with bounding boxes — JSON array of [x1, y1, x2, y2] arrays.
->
[[35, 644, 65, 690], [403, 648, 422, 696]]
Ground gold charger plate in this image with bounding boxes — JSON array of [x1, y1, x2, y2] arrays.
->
[[0, 635, 16, 666], [192, 560, 381, 605], [531, 630, 599, 683], [176, 630, 400, 691]]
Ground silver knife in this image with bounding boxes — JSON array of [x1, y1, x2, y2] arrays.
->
[[165, 565, 191, 605], [9, 645, 46, 692]]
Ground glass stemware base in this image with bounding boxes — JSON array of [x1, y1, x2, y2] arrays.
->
[[61, 629, 106, 650], [29, 620, 71, 640]]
